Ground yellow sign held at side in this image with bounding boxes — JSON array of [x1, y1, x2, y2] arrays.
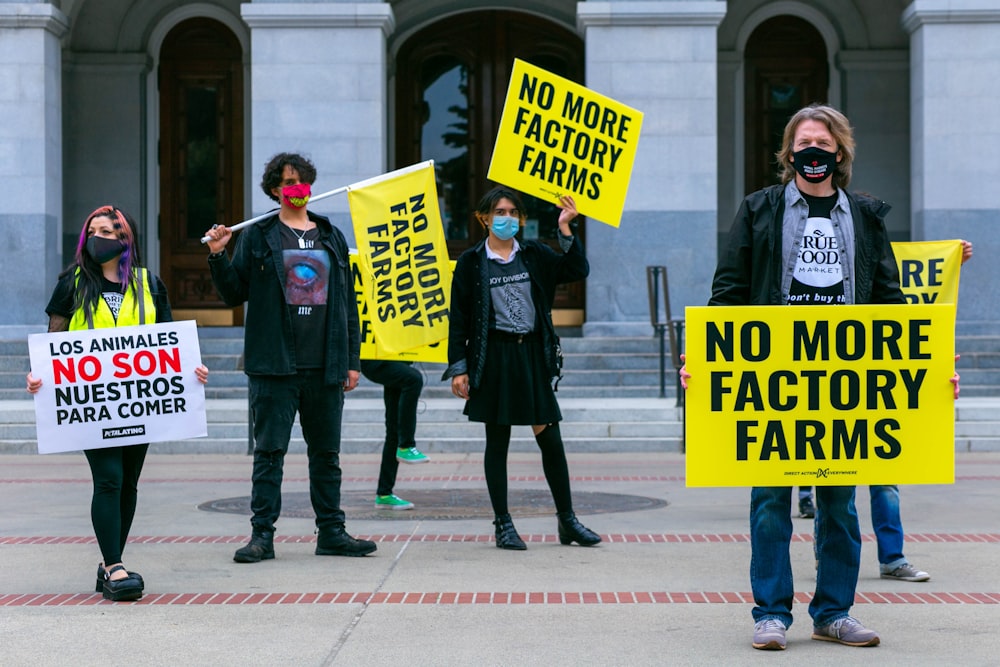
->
[[348, 161, 452, 355], [683, 304, 955, 487], [488, 59, 643, 228], [352, 253, 451, 363], [892, 240, 963, 305]]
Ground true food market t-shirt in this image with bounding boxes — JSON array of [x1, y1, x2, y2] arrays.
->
[[787, 191, 844, 306]]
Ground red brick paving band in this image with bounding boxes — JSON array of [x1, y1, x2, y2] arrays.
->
[[2, 591, 998, 607]]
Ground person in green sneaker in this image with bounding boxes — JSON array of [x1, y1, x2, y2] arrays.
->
[[361, 360, 429, 511]]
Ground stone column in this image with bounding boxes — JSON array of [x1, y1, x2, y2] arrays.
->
[[62, 54, 149, 267], [241, 1, 395, 244], [0, 2, 68, 333], [577, 1, 726, 336], [903, 0, 1000, 322]]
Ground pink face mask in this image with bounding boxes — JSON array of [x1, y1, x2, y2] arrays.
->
[[281, 183, 311, 208]]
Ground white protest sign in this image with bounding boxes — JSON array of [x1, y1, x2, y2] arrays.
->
[[28, 321, 207, 454]]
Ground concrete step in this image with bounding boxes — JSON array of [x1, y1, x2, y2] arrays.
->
[[4, 397, 1000, 454]]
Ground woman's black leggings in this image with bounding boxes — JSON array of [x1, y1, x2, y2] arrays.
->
[[83, 444, 148, 565], [484, 423, 573, 517]]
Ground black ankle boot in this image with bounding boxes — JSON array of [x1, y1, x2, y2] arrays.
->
[[315, 526, 377, 557], [493, 514, 527, 550], [557, 512, 602, 546], [234, 529, 275, 563]]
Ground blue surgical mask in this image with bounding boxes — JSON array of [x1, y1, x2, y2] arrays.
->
[[490, 215, 519, 241]]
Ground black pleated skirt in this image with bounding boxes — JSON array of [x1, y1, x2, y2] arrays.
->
[[464, 331, 562, 425]]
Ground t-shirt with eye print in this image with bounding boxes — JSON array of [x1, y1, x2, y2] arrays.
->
[[787, 191, 845, 306], [279, 224, 328, 368]]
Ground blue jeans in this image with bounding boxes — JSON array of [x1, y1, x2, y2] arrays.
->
[[248, 370, 345, 532], [870, 484, 906, 571], [750, 486, 861, 628], [360, 360, 423, 496]]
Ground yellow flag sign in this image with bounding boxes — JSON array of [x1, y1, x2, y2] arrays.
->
[[488, 58, 643, 228], [352, 252, 450, 363], [348, 162, 451, 354], [684, 304, 955, 487], [892, 240, 963, 305]]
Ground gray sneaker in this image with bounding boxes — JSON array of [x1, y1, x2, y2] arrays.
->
[[752, 619, 787, 650], [881, 563, 930, 582], [812, 616, 880, 647]]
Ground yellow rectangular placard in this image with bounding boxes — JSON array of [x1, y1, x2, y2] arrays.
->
[[487, 58, 643, 228], [892, 240, 963, 305], [348, 162, 452, 354], [684, 305, 955, 487], [352, 253, 450, 363]]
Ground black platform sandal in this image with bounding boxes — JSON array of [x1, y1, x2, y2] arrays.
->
[[102, 564, 143, 601]]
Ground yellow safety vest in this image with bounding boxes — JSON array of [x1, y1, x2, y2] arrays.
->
[[69, 267, 156, 331]]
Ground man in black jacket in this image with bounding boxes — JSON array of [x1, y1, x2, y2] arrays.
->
[[710, 105, 897, 650], [205, 152, 375, 562]]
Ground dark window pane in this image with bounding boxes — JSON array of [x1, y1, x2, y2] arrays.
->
[[186, 86, 219, 239], [420, 57, 469, 241]]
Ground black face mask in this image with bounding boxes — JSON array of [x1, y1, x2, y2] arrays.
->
[[791, 147, 838, 183], [86, 235, 124, 264]]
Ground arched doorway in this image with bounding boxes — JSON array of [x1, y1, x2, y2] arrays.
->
[[395, 10, 587, 318], [744, 16, 829, 193], [159, 17, 244, 325]]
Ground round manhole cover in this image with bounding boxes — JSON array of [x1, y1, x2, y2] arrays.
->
[[199, 489, 667, 520]]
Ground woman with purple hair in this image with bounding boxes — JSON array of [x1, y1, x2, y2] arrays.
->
[[26, 205, 208, 601]]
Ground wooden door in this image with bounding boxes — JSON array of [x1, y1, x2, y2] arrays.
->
[[745, 16, 829, 193], [159, 18, 244, 325], [395, 11, 587, 317]]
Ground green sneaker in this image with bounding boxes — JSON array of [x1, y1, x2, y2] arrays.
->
[[396, 447, 429, 464], [375, 494, 414, 510]]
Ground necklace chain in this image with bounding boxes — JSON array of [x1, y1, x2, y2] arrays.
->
[[284, 223, 313, 249]]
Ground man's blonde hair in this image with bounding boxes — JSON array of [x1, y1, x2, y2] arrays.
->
[[776, 104, 855, 189]]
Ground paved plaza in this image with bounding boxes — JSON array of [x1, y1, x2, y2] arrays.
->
[[1, 447, 998, 666]]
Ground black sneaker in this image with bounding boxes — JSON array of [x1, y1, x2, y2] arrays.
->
[[315, 528, 377, 557], [798, 496, 816, 519]]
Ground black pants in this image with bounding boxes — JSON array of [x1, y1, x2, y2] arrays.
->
[[84, 444, 148, 565], [361, 360, 423, 496], [248, 370, 345, 532]]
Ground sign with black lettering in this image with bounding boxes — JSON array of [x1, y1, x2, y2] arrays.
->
[[892, 240, 963, 305], [352, 252, 452, 362], [27, 321, 207, 454], [348, 162, 451, 354], [683, 305, 955, 486], [488, 59, 643, 228]]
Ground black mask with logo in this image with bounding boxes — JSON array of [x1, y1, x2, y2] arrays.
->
[[791, 147, 838, 184], [86, 235, 125, 264]]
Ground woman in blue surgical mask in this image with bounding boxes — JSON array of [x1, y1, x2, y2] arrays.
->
[[443, 186, 601, 550]]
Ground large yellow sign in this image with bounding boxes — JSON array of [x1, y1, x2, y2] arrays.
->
[[348, 162, 452, 355], [487, 58, 643, 228], [352, 253, 450, 363], [892, 240, 963, 305], [684, 305, 955, 487]]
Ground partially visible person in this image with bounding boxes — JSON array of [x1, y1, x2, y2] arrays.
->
[[27, 205, 209, 601], [204, 152, 375, 562], [361, 359, 430, 510], [797, 487, 815, 519], [868, 237, 972, 583], [444, 186, 601, 550]]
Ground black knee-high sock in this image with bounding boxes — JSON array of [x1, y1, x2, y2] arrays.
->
[[535, 423, 573, 514], [484, 423, 512, 517]]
